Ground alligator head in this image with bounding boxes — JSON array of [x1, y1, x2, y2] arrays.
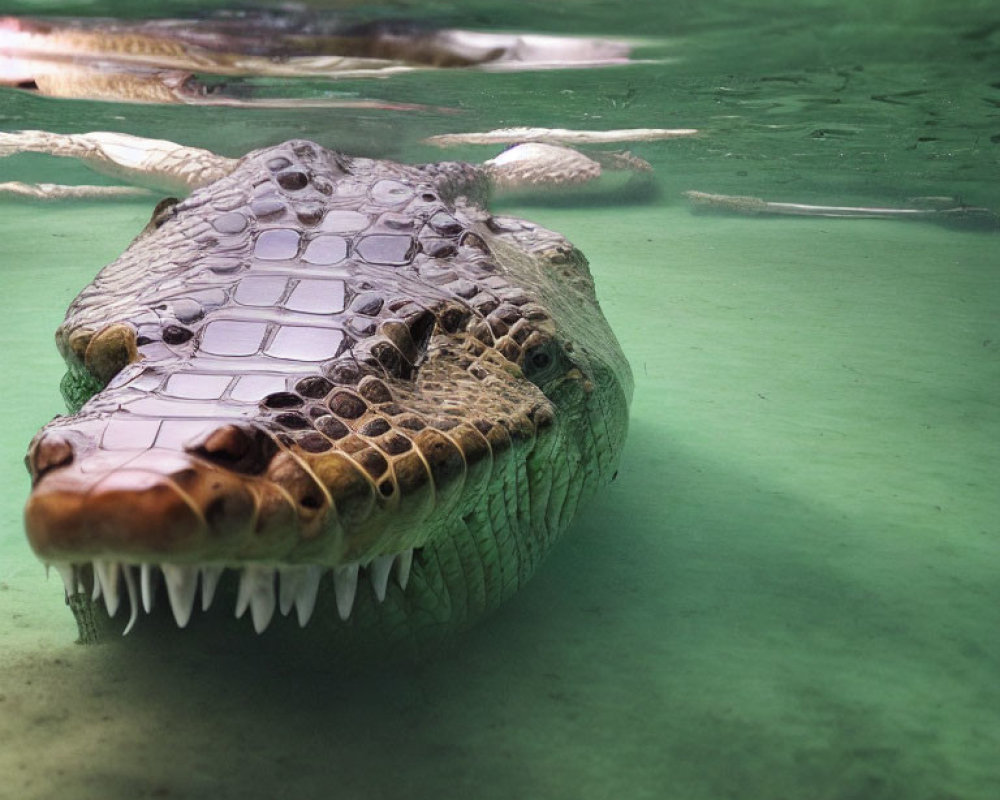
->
[[23, 139, 632, 641]]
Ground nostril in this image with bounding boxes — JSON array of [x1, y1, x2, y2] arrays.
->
[[189, 424, 277, 476], [28, 434, 74, 483], [300, 493, 322, 510], [200, 426, 249, 459]]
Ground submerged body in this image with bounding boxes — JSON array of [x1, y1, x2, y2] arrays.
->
[[23, 139, 632, 644]]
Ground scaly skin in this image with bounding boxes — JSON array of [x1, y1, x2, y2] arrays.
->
[[23, 139, 632, 646]]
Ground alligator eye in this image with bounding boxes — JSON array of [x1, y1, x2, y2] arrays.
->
[[522, 340, 564, 386], [529, 350, 551, 370]]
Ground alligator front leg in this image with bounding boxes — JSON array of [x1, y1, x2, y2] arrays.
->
[[0, 129, 654, 200], [422, 126, 698, 195], [0, 129, 236, 195], [0, 181, 152, 200]]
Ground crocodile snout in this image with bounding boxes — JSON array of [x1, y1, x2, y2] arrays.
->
[[24, 435, 268, 562]]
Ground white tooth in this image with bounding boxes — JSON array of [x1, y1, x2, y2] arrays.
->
[[250, 587, 276, 634], [161, 563, 199, 628], [91, 562, 103, 602], [121, 565, 139, 635], [200, 566, 223, 611], [369, 554, 394, 603], [278, 566, 306, 616], [396, 549, 413, 590], [333, 563, 359, 620], [294, 565, 323, 628], [235, 566, 275, 634], [54, 563, 76, 598], [140, 563, 157, 613], [235, 571, 250, 618], [94, 560, 120, 618]]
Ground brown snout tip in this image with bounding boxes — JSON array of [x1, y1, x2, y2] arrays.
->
[[25, 467, 208, 560]]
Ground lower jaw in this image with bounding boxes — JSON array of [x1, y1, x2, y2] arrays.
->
[[49, 549, 416, 636]]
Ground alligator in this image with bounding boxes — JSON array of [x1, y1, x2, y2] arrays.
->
[[0, 13, 633, 106], [14, 131, 633, 648]]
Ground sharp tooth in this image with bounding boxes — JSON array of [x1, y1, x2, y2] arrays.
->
[[396, 549, 413, 590], [235, 572, 249, 617], [369, 554, 394, 603], [161, 563, 199, 628], [294, 566, 322, 628], [250, 588, 276, 634], [333, 563, 359, 620], [140, 564, 157, 613], [91, 563, 103, 602], [235, 566, 275, 634], [200, 566, 223, 611], [94, 560, 120, 617], [121, 565, 139, 635], [54, 563, 76, 598], [278, 566, 306, 616]]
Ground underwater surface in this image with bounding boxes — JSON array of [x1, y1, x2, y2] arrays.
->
[[0, 0, 998, 798]]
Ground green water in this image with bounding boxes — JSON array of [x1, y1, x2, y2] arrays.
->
[[1, 1, 998, 798]]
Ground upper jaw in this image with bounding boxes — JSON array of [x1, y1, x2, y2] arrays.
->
[[24, 435, 421, 634], [24, 443, 311, 564]]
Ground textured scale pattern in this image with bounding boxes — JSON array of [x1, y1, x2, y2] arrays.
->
[[24, 139, 632, 643]]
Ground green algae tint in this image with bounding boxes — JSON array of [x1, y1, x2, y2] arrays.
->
[[0, 1, 998, 798]]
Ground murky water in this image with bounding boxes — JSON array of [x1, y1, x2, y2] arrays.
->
[[1, 2, 998, 798]]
